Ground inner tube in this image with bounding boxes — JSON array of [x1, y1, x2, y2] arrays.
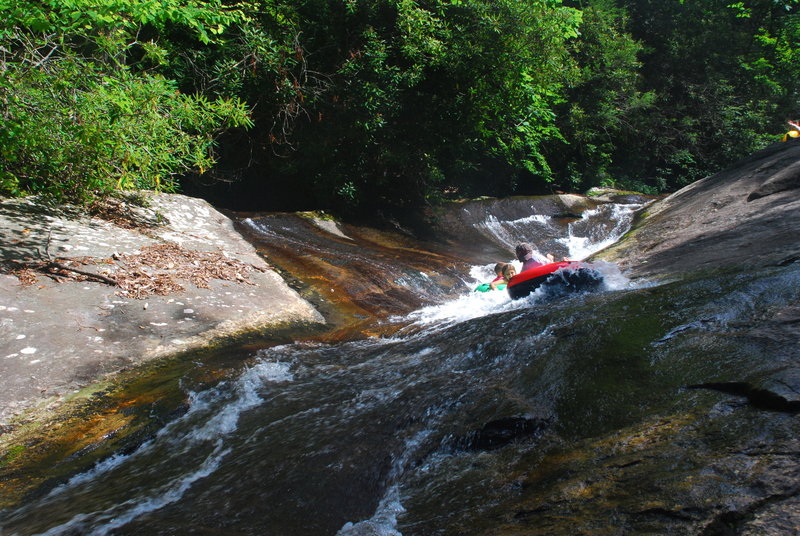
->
[[506, 261, 601, 300], [474, 282, 506, 292]]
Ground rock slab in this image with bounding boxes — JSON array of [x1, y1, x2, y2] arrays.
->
[[595, 141, 800, 278], [0, 193, 323, 424]]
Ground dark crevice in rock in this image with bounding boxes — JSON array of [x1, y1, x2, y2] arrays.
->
[[687, 382, 800, 414], [450, 416, 548, 453], [700, 493, 798, 536], [774, 254, 800, 267], [653, 318, 720, 345], [513, 503, 553, 519], [742, 449, 800, 457], [607, 459, 643, 469], [635, 506, 705, 522]]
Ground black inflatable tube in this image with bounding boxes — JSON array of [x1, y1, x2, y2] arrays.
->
[[506, 261, 601, 300]]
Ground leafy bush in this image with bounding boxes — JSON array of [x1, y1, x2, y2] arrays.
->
[[2, 0, 798, 216], [0, 0, 252, 203], [243, 0, 584, 218]]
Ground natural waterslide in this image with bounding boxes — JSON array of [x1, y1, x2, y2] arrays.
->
[[2, 142, 800, 534]]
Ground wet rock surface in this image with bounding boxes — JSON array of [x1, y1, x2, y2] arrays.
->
[[541, 142, 800, 535], [237, 212, 473, 321], [0, 193, 323, 425], [429, 193, 629, 260], [456, 416, 547, 452], [1, 144, 800, 534]]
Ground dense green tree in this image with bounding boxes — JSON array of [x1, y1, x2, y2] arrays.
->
[[199, 0, 583, 219], [2, 0, 799, 217], [615, 0, 800, 189], [206, 0, 798, 214], [0, 0, 252, 203], [549, 0, 655, 191], [418, 0, 582, 198]]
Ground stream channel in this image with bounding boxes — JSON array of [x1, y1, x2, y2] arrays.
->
[[3, 197, 800, 535]]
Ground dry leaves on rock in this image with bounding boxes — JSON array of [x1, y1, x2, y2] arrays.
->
[[2, 243, 265, 299], [88, 195, 165, 231], [1, 262, 40, 286], [112, 243, 264, 299], [1, 258, 114, 286]]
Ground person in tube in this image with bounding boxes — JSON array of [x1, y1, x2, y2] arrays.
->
[[515, 242, 555, 272], [490, 262, 517, 289]]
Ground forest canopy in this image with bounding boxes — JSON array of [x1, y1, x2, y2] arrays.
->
[[1, 0, 798, 219]]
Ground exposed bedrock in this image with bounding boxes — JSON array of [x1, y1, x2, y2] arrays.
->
[[0, 193, 324, 424], [594, 141, 800, 279]]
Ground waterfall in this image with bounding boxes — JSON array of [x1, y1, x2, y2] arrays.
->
[[473, 200, 647, 262]]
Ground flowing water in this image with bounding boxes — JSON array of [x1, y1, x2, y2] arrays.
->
[[3, 198, 800, 535]]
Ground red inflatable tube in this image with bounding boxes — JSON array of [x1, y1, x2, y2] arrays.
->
[[506, 261, 599, 300]]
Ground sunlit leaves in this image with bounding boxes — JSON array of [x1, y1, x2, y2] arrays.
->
[[0, 0, 247, 43], [0, 0, 253, 203], [287, 0, 584, 214]]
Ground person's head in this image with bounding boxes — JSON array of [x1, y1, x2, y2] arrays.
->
[[502, 264, 517, 280], [494, 262, 507, 276], [515, 242, 533, 261]]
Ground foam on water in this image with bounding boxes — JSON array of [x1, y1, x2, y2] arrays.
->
[[40, 442, 232, 536], [471, 201, 648, 262], [188, 360, 294, 442], [402, 201, 646, 324], [29, 360, 295, 536], [336, 485, 405, 536], [399, 262, 524, 329], [590, 261, 637, 291], [336, 428, 436, 536], [558, 203, 646, 260], [400, 260, 635, 331]]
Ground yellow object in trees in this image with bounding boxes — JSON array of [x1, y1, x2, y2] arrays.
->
[[781, 130, 800, 142]]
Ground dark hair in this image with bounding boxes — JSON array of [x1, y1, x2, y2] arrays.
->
[[515, 242, 533, 261], [494, 262, 507, 275]]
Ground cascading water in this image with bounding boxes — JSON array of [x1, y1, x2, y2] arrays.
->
[[0, 202, 645, 536], [559, 202, 644, 260], [472, 200, 644, 263], [5, 198, 798, 536]]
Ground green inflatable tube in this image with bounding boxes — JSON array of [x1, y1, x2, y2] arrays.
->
[[474, 283, 506, 292]]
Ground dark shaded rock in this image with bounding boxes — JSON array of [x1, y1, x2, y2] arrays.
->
[[456, 416, 546, 452], [686, 382, 800, 414], [739, 495, 800, 536], [595, 142, 800, 280], [747, 159, 800, 201]]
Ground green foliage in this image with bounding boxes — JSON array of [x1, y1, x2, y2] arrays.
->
[[0, 0, 246, 43], [214, 0, 799, 217], [612, 0, 800, 191], [551, 0, 654, 190], [439, 0, 581, 184], [158, 0, 302, 127], [3, 0, 800, 216], [0, 0, 252, 203], [245, 0, 584, 217]]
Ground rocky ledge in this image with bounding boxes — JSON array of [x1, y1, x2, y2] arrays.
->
[[0, 193, 324, 426], [595, 141, 800, 278]]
